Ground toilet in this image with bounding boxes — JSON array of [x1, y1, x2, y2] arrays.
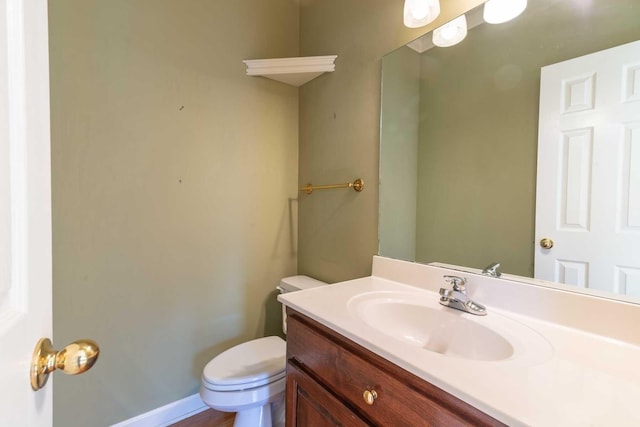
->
[[200, 275, 327, 427]]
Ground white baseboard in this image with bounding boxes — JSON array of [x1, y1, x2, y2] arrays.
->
[[110, 393, 209, 427]]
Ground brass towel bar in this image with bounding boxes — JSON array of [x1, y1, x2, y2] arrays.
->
[[299, 178, 364, 195]]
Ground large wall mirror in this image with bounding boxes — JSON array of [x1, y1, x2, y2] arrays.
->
[[379, 0, 640, 303]]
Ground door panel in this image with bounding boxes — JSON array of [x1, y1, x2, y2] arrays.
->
[[621, 125, 640, 230], [0, 0, 52, 425]]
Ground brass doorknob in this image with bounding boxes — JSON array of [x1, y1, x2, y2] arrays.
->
[[362, 389, 378, 405], [540, 238, 554, 249], [30, 337, 100, 391]]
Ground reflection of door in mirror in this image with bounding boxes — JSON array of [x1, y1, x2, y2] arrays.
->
[[535, 40, 640, 298]]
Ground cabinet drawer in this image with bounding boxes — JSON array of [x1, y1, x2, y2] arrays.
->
[[286, 360, 369, 427], [286, 310, 502, 427]]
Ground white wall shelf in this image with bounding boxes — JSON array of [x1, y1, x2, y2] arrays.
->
[[242, 55, 337, 87]]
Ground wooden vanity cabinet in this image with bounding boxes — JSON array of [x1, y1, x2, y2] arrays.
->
[[285, 308, 504, 427]]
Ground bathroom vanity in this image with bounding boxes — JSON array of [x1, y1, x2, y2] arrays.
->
[[285, 308, 501, 426], [279, 256, 640, 426]]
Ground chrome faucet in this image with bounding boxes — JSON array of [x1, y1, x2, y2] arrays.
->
[[439, 275, 487, 316], [482, 262, 501, 278]]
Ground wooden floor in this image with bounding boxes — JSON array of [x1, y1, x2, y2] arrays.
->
[[169, 409, 235, 427]]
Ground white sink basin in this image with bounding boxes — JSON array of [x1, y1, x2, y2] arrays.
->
[[348, 290, 553, 363]]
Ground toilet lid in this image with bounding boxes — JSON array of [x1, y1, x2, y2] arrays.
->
[[202, 336, 286, 390]]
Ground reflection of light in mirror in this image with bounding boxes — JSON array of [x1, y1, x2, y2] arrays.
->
[[404, 0, 441, 28], [433, 15, 468, 47], [406, 6, 485, 54], [483, 0, 527, 24], [569, 0, 595, 16]]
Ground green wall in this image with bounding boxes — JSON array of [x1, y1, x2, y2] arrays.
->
[[414, 0, 640, 276], [49, 0, 298, 425], [297, 0, 484, 282], [379, 47, 421, 261]]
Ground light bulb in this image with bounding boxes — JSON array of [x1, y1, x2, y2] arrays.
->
[[404, 0, 441, 28], [483, 0, 527, 24], [433, 15, 468, 47]]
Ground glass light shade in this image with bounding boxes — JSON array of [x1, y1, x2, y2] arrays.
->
[[432, 15, 468, 47], [483, 0, 527, 24], [403, 0, 441, 28]]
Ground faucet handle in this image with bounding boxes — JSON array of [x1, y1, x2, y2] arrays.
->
[[443, 275, 467, 292], [482, 262, 502, 277]]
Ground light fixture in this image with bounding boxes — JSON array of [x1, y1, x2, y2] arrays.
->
[[432, 15, 468, 47], [483, 0, 527, 24], [403, 0, 441, 28]]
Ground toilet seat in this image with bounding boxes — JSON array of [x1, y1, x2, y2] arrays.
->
[[202, 336, 286, 392]]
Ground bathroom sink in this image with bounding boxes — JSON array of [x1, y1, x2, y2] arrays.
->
[[348, 291, 552, 363]]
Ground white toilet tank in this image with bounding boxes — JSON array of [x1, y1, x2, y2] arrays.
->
[[277, 275, 327, 334]]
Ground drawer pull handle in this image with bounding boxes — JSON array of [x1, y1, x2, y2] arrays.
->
[[363, 389, 378, 405]]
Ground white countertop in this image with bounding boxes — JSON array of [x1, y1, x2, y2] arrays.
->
[[279, 272, 640, 426]]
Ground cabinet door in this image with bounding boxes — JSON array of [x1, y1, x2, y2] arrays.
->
[[286, 361, 369, 427]]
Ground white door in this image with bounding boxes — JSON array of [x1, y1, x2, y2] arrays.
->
[[1, 0, 53, 425], [535, 40, 640, 297]]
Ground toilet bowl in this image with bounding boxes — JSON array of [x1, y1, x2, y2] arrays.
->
[[200, 275, 327, 427]]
